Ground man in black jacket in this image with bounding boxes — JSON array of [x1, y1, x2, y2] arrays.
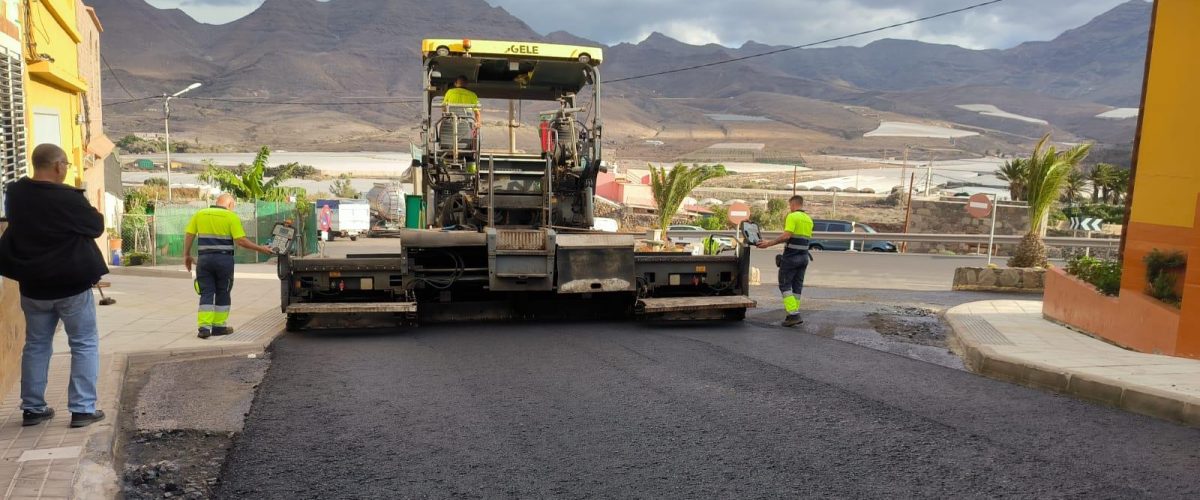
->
[[0, 144, 108, 428]]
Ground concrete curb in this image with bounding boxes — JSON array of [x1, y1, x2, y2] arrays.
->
[[945, 309, 1200, 428], [108, 265, 280, 281], [107, 266, 193, 280], [71, 324, 288, 499], [74, 354, 128, 500]]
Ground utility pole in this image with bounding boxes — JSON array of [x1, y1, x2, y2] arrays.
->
[[792, 163, 798, 196], [925, 156, 934, 197], [163, 82, 202, 201], [900, 145, 909, 194], [508, 100, 517, 154], [901, 172, 916, 253]]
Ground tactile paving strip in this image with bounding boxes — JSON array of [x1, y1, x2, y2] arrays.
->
[[220, 309, 285, 343], [954, 316, 1015, 345]]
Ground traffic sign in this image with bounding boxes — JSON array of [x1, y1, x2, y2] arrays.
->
[[728, 202, 750, 225], [1069, 217, 1104, 231], [966, 193, 993, 219]]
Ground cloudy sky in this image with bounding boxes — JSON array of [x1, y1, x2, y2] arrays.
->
[[146, 0, 1138, 49]]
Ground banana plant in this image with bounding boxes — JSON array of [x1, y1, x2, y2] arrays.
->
[[199, 146, 305, 202]]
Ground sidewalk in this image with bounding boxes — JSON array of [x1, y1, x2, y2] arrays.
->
[[0, 264, 285, 499], [946, 300, 1200, 427]]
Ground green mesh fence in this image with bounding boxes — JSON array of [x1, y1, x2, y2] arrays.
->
[[253, 201, 318, 260], [119, 213, 154, 266], [153, 202, 315, 265]]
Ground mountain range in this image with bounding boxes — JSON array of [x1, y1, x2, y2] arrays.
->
[[94, 0, 1151, 159]]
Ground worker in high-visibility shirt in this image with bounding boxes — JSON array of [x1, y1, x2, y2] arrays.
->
[[756, 195, 814, 327], [443, 75, 481, 124], [183, 194, 275, 339]]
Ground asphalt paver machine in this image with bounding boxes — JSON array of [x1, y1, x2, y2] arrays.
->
[[275, 39, 755, 329]]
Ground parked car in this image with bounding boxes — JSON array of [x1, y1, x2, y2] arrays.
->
[[809, 220, 897, 252], [668, 225, 735, 253]]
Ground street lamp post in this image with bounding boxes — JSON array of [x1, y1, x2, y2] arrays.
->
[[163, 82, 202, 201]]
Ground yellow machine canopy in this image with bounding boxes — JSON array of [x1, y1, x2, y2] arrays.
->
[[422, 39, 603, 101]]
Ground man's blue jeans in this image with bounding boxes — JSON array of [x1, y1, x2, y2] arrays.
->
[[20, 289, 100, 414]]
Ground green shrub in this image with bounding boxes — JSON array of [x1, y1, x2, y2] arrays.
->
[[124, 251, 150, 266], [1143, 249, 1185, 307], [698, 205, 730, 230], [143, 177, 168, 187], [1059, 204, 1126, 225], [1065, 255, 1121, 296], [267, 162, 320, 180]]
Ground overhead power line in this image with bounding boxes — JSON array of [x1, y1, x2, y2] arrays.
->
[[101, 53, 137, 99], [101, 95, 424, 108], [602, 0, 1006, 84], [176, 96, 423, 106], [102, 96, 156, 106]]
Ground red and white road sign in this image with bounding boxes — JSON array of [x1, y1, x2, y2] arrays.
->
[[728, 202, 750, 225], [966, 193, 993, 219]]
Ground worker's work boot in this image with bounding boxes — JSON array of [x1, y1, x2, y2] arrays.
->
[[197, 328, 212, 339], [782, 314, 803, 327], [213, 326, 234, 336]]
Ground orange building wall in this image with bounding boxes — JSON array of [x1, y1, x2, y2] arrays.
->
[[1117, 0, 1200, 358]]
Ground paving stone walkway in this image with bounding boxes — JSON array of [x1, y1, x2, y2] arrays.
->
[[947, 300, 1200, 427], [0, 265, 283, 499]]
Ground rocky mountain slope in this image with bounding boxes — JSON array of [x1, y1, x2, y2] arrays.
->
[[94, 0, 1150, 155]]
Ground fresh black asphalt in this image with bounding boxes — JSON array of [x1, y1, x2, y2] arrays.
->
[[217, 310, 1200, 499]]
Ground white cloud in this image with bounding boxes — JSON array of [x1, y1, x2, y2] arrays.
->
[[635, 21, 723, 46]]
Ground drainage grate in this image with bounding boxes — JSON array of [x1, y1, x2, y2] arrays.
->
[[220, 309, 285, 343], [955, 316, 1015, 345]]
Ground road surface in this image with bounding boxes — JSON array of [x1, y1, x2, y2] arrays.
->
[[217, 286, 1200, 498]]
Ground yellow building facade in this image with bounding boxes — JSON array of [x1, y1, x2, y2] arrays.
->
[[22, 0, 90, 187]]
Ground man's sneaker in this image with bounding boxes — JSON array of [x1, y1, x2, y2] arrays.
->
[[782, 314, 803, 327], [70, 410, 105, 428], [22, 408, 54, 426], [212, 326, 233, 336], [198, 328, 212, 339]]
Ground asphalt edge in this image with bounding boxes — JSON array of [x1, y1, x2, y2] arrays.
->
[[71, 322, 287, 499], [944, 304, 1200, 428]]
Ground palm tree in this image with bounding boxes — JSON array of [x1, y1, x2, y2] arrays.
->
[[649, 163, 727, 243], [199, 146, 304, 202], [1062, 167, 1087, 205], [1009, 135, 1092, 268], [1109, 168, 1131, 204], [996, 158, 1028, 201], [1089, 163, 1118, 203]]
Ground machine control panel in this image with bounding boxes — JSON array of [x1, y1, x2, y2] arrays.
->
[[269, 222, 297, 255], [740, 221, 762, 246]]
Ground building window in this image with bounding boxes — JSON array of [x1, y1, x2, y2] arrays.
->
[[0, 45, 27, 216]]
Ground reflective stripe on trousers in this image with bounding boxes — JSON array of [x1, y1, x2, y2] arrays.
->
[[778, 252, 810, 315], [196, 254, 235, 330]]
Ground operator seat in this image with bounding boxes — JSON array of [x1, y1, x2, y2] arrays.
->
[[438, 104, 477, 153]]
